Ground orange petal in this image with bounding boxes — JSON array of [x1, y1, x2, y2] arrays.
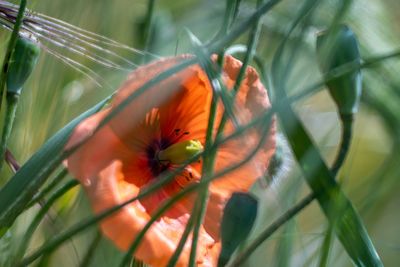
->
[[109, 55, 203, 144], [158, 67, 213, 144], [65, 109, 133, 183], [83, 160, 219, 267], [202, 55, 277, 240]]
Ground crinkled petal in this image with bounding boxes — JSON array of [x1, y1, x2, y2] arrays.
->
[[203, 55, 276, 240]]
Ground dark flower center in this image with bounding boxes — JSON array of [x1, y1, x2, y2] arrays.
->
[[146, 137, 172, 177]]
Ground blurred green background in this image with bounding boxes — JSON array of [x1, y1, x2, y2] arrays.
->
[[0, 0, 399, 266]]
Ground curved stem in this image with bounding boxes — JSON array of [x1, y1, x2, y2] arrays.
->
[[331, 114, 353, 175], [142, 0, 156, 63], [79, 231, 102, 267], [166, 202, 198, 267], [26, 168, 68, 209], [188, 187, 209, 267], [0, 92, 19, 171], [228, 193, 316, 267], [231, 113, 354, 266], [317, 113, 353, 267], [15, 180, 78, 261], [317, 224, 334, 267]]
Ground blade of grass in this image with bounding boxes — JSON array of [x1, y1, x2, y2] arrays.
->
[[275, 97, 382, 266], [271, 28, 383, 267], [15, 179, 79, 261], [0, 95, 112, 229]]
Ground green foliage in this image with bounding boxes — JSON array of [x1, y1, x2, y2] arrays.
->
[[0, 95, 111, 230], [0, 0, 399, 266]]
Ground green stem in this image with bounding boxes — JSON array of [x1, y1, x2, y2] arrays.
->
[[215, 0, 264, 140], [188, 71, 218, 267], [0, 0, 27, 111], [331, 114, 353, 175], [79, 231, 102, 267], [318, 113, 353, 267], [188, 187, 209, 267], [318, 224, 334, 267], [230, 113, 354, 266], [166, 202, 198, 267], [15, 180, 78, 262], [228, 193, 315, 267], [0, 92, 19, 171], [26, 168, 68, 209], [142, 0, 156, 63], [117, 181, 207, 267], [216, 0, 239, 68]]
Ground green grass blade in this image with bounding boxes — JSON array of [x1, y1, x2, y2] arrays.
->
[[0, 95, 112, 229], [275, 102, 383, 267]]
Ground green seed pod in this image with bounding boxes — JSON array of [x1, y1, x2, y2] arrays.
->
[[316, 25, 362, 115], [218, 192, 258, 267], [6, 34, 40, 95]]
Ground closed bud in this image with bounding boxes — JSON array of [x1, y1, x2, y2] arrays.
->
[[6, 34, 40, 95], [218, 192, 258, 267], [316, 25, 362, 115]]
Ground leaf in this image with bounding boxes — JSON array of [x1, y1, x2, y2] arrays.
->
[[275, 102, 383, 267], [0, 95, 112, 231]]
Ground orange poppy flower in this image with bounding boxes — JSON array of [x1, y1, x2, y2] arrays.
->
[[65, 54, 276, 266]]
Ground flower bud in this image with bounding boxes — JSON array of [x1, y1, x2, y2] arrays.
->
[[218, 192, 258, 267], [316, 25, 362, 115], [6, 34, 40, 95]]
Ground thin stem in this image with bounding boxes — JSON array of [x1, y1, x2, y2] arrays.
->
[[216, 0, 239, 68], [79, 231, 102, 267], [230, 112, 354, 265], [0, 0, 27, 111], [215, 0, 264, 140], [228, 193, 316, 266], [189, 67, 218, 267], [15, 180, 79, 262], [188, 187, 209, 267], [0, 92, 19, 171], [331, 114, 353, 175], [317, 224, 334, 267], [142, 0, 156, 63], [117, 181, 206, 267], [26, 168, 68, 209], [318, 113, 353, 267], [165, 203, 198, 267]]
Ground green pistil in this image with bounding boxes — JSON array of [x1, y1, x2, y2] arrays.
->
[[157, 139, 203, 165]]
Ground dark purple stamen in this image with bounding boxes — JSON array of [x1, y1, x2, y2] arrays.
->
[[146, 138, 171, 176]]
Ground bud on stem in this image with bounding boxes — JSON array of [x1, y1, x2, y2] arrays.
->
[[6, 34, 40, 95], [316, 25, 362, 116]]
